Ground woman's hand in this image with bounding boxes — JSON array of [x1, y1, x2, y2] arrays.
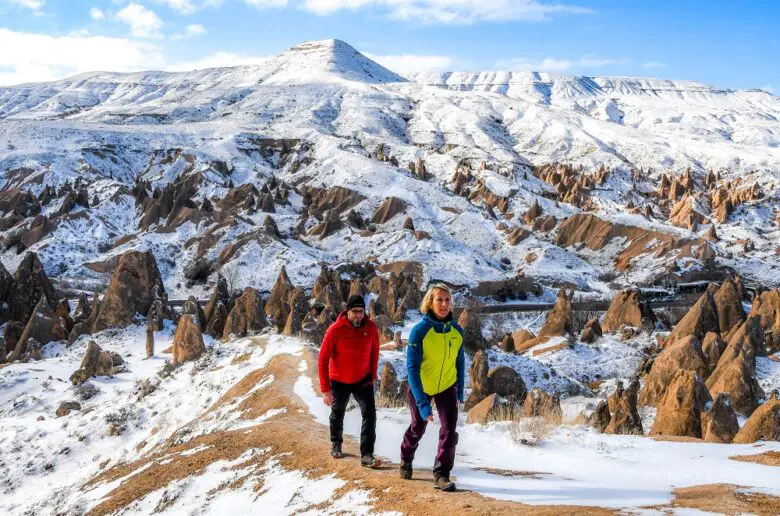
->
[[426, 415, 434, 422]]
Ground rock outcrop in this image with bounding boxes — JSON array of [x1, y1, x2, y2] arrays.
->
[[714, 279, 745, 335], [265, 266, 295, 329], [701, 393, 739, 443], [605, 379, 643, 435], [732, 393, 780, 443], [6, 297, 67, 362], [539, 289, 573, 337], [223, 287, 268, 339], [639, 336, 710, 407], [70, 341, 124, 385], [706, 317, 765, 416], [666, 288, 720, 346], [601, 290, 656, 333], [91, 250, 167, 332], [9, 252, 59, 324], [173, 314, 206, 364], [580, 317, 602, 343], [650, 370, 712, 438]]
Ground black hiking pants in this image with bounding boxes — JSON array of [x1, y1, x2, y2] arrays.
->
[[330, 375, 376, 456]]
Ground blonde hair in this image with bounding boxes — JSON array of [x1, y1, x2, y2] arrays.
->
[[419, 283, 453, 314]]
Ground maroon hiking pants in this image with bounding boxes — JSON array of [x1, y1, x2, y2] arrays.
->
[[400, 383, 459, 477]]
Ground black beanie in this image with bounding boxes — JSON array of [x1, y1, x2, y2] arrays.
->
[[346, 295, 365, 311]]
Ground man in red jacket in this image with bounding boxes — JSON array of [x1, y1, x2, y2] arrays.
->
[[318, 295, 381, 468]]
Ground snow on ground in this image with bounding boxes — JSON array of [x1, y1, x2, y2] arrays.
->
[[95, 450, 384, 516], [295, 364, 780, 511], [0, 329, 305, 514]]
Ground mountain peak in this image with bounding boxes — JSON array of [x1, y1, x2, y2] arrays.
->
[[268, 39, 405, 84]]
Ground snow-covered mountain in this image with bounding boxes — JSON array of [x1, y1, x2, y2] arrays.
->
[[0, 38, 778, 295]]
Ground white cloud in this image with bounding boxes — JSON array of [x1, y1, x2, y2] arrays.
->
[[166, 51, 270, 71], [116, 3, 164, 39], [244, 0, 288, 8], [302, 0, 592, 24], [0, 28, 164, 86], [7, 0, 44, 12], [89, 7, 105, 20], [495, 57, 572, 72], [171, 23, 208, 40], [641, 61, 667, 69], [365, 53, 465, 74], [152, 0, 197, 15]]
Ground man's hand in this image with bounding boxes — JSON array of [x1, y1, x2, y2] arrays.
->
[[323, 391, 334, 406], [426, 415, 434, 422]]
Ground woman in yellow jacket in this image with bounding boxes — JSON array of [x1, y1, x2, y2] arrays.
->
[[399, 283, 465, 492]]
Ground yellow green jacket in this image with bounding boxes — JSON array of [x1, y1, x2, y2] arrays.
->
[[406, 313, 465, 420]]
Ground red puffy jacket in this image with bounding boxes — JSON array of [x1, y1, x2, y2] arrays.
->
[[318, 312, 380, 393]]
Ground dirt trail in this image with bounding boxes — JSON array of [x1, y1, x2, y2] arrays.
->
[[84, 339, 780, 515]]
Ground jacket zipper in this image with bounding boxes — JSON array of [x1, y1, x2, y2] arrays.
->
[[437, 323, 448, 392]]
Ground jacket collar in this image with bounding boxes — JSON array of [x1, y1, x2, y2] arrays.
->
[[422, 311, 453, 332]]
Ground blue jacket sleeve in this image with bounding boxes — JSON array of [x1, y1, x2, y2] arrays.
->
[[456, 342, 465, 403], [406, 324, 432, 420], [454, 323, 466, 402]]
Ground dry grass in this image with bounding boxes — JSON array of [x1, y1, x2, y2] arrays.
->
[[510, 417, 555, 446]]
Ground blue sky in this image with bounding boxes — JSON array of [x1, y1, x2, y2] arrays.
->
[[0, 0, 778, 91]]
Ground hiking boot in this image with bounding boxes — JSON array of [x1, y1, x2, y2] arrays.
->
[[331, 443, 345, 459], [361, 455, 382, 468], [434, 475, 456, 492], [399, 460, 413, 480]]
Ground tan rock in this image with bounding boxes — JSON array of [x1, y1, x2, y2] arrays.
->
[[224, 287, 268, 339], [580, 317, 602, 344], [539, 289, 573, 338], [523, 200, 542, 225], [204, 275, 231, 323], [173, 314, 205, 364], [511, 328, 537, 352], [378, 363, 403, 406], [701, 332, 726, 371], [714, 279, 745, 335], [467, 393, 500, 425], [91, 250, 166, 332], [371, 196, 407, 224], [701, 393, 739, 443], [666, 288, 720, 346], [69, 341, 123, 385], [9, 252, 59, 324], [457, 308, 485, 355], [732, 393, 780, 443], [588, 400, 611, 433], [7, 297, 67, 362], [640, 336, 710, 407], [602, 290, 656, 333], [605, 379, 643, 435], [487, 366, 526, 399], [181, 296, 207, 330], [464, 349, 489, 411], [205, 301, 228, 338], [706, 317, 765, 416], [651, 370, 712, 438], [265, 266, 295, 328]]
